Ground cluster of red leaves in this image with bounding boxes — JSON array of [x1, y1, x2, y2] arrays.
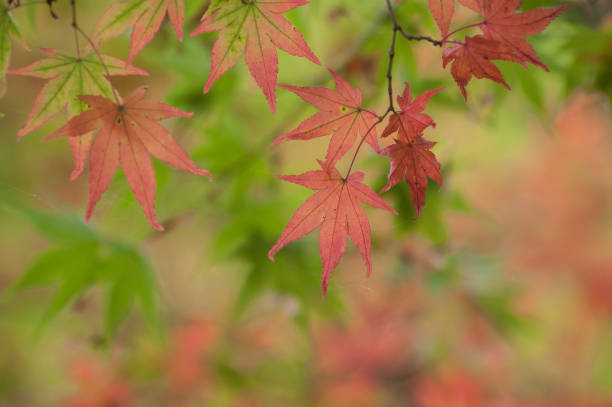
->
[[449, 93, 612, 312], [7, 0, 566, 297], [65, 358, 133, 407], [11, 0, 210, 230], [380, 84, 444, 216], [168, 319, 217, 392], [314, 286, 417, 406], [269, 70, 445, 295], [11, 0, 321, 230], [429, 0, 567, 99], [267, 0, 566, 295]]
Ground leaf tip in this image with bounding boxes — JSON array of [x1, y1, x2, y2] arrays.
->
[[267, 249, 276, 262]]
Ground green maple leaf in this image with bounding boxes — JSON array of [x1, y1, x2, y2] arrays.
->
[[10, 49, 147, 180], [0, 4, 24, 97]]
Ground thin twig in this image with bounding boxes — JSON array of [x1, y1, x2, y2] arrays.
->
[[70, 0, 80, 58], [6, 0, 47, 12], [343, 0, 450, 180], [386, 26, 398, 111], [442, 21, 482, 43], [69, 0, 120, 105], [343, 0, 401, 179], [387, 0, 443, 47]]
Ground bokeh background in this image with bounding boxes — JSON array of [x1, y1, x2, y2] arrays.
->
[[0, 0, 611, 405]]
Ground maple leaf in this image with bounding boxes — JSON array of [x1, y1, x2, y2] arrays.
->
[[10, 49, 147, 180], [0, 4, 24, 98], [442, 35, 518, 100], [92, 0, 184, 63], [268, 161, 396, 296], [44, 87, 210, 231], [458, 0, 567, 70], [271, 69, 380, 169], [381, 83, 445, 142], [380, 137, 442, 217], [190, 0, 320, 112], [379, 83, 443, 216], [428, 0, 455, 39]]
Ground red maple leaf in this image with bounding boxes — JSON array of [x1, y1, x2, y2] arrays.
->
[[458, 0, 567, 70], [272, 70, 380, 169], [92, 0, 185, 63], [428, 0, 455, 39], [44, 87, 210, 231], [381, 137, 442, 217], [442, 35, 518, 100], [380, 83, 443, 216], [268, 161, 396, 296], [190, 0, 320, 112], [381, 83, 445, 141]]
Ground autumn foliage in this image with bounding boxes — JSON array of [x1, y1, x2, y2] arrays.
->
[[1, 0, 566, 296]]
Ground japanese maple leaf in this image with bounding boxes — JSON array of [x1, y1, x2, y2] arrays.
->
[[190, 0, 320, 112], [268, 161, 396, 296], [442, 35, 518, 99], [0, 4, 24, 97], [10, 49, 147, 179], [381, 83, 445, 142], [92, 0, 184, 62], [457, 0, 567, 70], [44, 87, 210, 231], [428, 0, 455, 39], [271, 69, 380, 169], [380, 104, 442, 219]]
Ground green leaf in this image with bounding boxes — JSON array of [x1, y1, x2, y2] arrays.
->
[[11, 49, 147, 139], [104, 245, 162, 338], [2, 204, 96, 245], [5, 249, 77, 296], [7, 204, 162, 339], [34, 245, 101, 332], [0, 6, 21, 97]]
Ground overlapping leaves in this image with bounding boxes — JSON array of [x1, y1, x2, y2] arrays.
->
[[45, 87, 210, 230], [272, 69, 379, 168], [92, 0, 185, 62], [381, 84, 443, 217], [10, 49, 147, 179], [429, 0, 567, 99], [269, 74, 444, 295]]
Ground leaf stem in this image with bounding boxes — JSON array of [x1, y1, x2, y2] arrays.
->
[[70, 0, 80, 58], [442, 21, 483, 43], [343, 0, 399, 180], [69, 0, 120, 105]]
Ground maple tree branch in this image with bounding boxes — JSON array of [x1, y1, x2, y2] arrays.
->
[[6, 0, 47, 11], [397, 28, 443, 47], [386, 0, 443, 47], [386, 26, 398, 112]]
